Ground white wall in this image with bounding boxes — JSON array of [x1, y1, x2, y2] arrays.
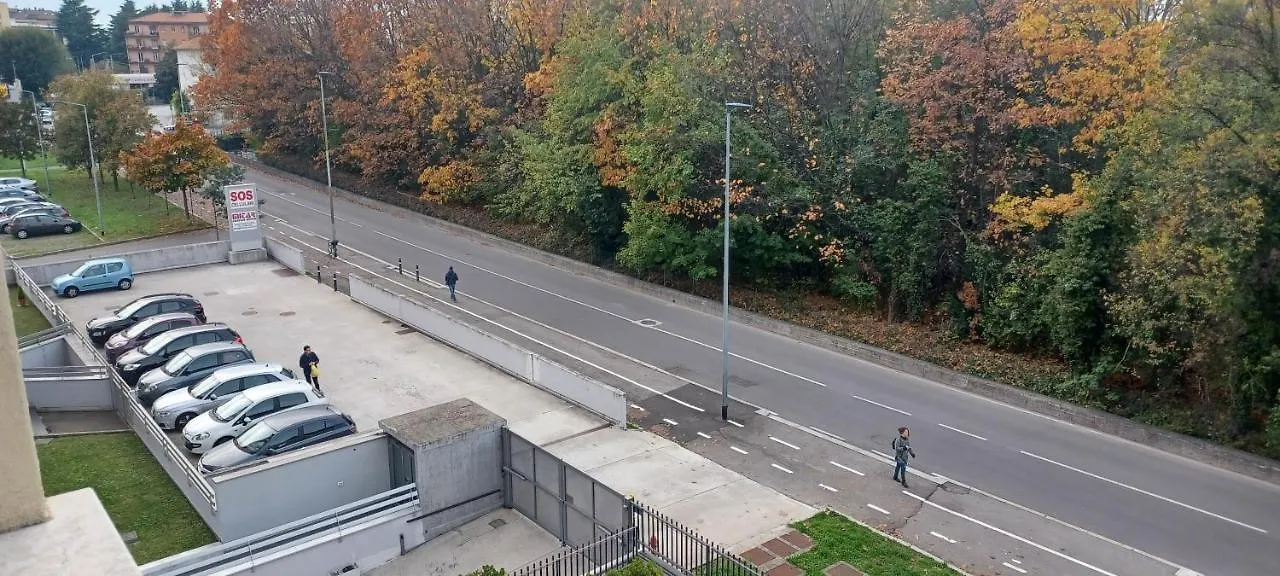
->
[[184, 514, 424, 576], [16, 241, 229, 286]]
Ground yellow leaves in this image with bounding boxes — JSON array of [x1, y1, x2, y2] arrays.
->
[[419, 161, 483, 204], [987, 186, 1086, 240], [121, 119, 228, 194], [818, 238, 846, 265]]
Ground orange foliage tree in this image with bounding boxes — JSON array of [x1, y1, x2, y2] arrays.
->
[[120, 118, 229, 222]]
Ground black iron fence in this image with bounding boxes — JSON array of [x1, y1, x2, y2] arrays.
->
[[630, 501, 760, 576], [512, 526, 640, 576]]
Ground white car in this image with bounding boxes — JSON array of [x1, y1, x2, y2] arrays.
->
[[181, 380, 326, 454], [151, 362, 297, 431], [0, 177, 39, 191]]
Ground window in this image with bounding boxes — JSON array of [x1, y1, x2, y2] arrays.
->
[[298, 419, 328, 440], [83, 264, 106, 277], [194, 331, 220, 344], [245, 400, 276, 419], [186, 353, 220, 372], [133, 303, 159, 317], [159, 300, 183, 313], [106, 262, 124, 274], [244, 374, 273, 387], [213, 379, 240, 396], [266, 427, 301, 450], [141, 322, 169, 337], [276, 393, 308, 410], [221, 350, 247, 363]]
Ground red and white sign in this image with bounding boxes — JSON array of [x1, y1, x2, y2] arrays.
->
[[227, 186, 256, 210], [230, 209, 259, 231]]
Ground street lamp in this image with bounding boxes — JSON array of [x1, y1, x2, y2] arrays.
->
[[90, 52, 107, 71], [21, 90, 53, 196], [317, 71, 336, 247], [50, 100, 104, 235], [721, 101, 751, 421]]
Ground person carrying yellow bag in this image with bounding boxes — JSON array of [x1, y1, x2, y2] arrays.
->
[[299, 345, 320, 391]]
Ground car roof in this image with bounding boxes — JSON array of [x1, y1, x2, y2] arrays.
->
[[131, 312, 196, 326], [134, 292, 195, 302], [208, 362, 285, 381], [256, 405, 342, 428], [82, 257, 129, 266], [151, 323, 230, 341], [181, 341, 248, 356], [239, 380, 315, 402]]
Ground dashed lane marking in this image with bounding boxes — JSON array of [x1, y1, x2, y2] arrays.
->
[[727, 419, 744, 428], [930, 531, 957, 544], [730, 446, 749, 455], [696, 432, 712, 439], [769, 436, 801, 450], [938, 423, 988, 442], [819, 483, 838, 493], [867, 503, 891, 515], [771, 463, 794, 474], [1002, 562, 1028, 574], [851, 394, 912, 416], [662, 418, 678, 426], [630, 404, 645, 411], [829, 461, 865, 477]]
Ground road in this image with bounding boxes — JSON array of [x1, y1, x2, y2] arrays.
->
[[244, 165, 1280, 576]]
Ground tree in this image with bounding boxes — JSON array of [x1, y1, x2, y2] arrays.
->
[[154, 50, 180, 105], [109, 1, 140, 72], [56, 0, 103, 70], [94, 91, 154, 192], [121, 118, 229, 221], [49, 72, 118, 177], [0, 27, 74, 95], [0, 101, 39, 177]]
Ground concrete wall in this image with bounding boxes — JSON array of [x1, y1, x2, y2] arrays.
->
[[0, 253, 50, 533], [348, 276, 627, 426], [25, 373, 113, 412], [18, 336, 78, 369], [11, 241, 230, 286], [264, 236, 305, 275], [209, 432, 392, 541], [416, 421, 505, 540]]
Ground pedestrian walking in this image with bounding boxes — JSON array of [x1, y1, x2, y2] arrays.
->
[[445, 266, 459, 302], [891, 426, 917, 488], [299, 345, 320, 388]]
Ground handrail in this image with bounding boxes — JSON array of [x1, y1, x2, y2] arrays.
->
[[23, 365, 109, 376], [17, 322, 71, 348], [141, 485, 419, 576]]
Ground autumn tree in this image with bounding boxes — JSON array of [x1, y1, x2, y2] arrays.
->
[[121, 118, 229, 221], [0, 101, 40, 177], [49, 72, 119, 179]]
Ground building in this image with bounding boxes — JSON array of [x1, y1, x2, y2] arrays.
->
[[174, 36, 229, 134], [0, 3, 10, 29], [125, 11, 209, 74], [7, 7, 57, 32]]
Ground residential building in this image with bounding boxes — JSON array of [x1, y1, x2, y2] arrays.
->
[[7, 7, 57, 32], [174, 36, 229, 134], [0, 3, 11, 29], [126, 11, 209, 74]]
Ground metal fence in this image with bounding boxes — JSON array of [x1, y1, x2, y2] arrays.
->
[[21, 365, 110, 380], [9, 262, 69, 326], [512, 526, 640, 576], [16, 322, 71, 348], [630, 501, 760, 576]]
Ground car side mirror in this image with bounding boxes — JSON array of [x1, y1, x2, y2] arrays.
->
[[208, 393, 218, 401], [237, 417, 249, 426]]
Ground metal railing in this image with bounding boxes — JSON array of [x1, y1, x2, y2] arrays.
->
[[513, 526, 640, 576], [17, 322, 71, 348], [141, 484, 420, 576], [22, 365, 110, 380], [9, 263, 69, 326], [630, 501, 760, 576]]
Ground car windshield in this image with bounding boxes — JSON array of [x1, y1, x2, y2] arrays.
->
[[213, 394, 254, 422], [233, 422, 279, 452], [140, 332, 177, 355], [162, 351, 195, 375], [189, 373, 223, 398], [70, 262, 93, 277], [121, 317, 156, 338], [115, 299, 149, 319]]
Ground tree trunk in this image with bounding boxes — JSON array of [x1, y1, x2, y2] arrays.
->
[[112, 171, 119, 193], [182, 188, 192, 221], [129, 179, 135, 199]]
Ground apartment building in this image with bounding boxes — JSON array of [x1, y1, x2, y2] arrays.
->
[[6, 7, 57, 32], [126, 11, 209, 73]]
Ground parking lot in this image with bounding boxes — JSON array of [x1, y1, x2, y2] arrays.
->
[[50, 259, 606, 459]]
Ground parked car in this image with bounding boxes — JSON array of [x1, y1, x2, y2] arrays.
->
[[0, 177, 39, 191], [135, 342, 256, 407], [0, 203, 69, 233], [50, 257, 135, 298], [0, 187, 36, 199], [86, 293, 206, 346], [8, 213, 81, 239], [197, 406, 356, 473], [102, 312, 201, 364], [151, 363, 297, 431], [183, 381, 328, 454], [115, 323, 241, 386]]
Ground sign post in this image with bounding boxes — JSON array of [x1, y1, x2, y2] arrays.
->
[[223, 183, 263, 253]]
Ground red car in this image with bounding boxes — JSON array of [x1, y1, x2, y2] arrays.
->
[[103, 312, 202, 364]]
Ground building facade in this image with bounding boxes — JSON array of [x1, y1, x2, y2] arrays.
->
[[126, 11, 209, 74], [6, 7, 57, 31]]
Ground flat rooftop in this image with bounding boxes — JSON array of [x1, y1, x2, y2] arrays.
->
[[0, 489, 140, 576], [51, 260, 604, 444]]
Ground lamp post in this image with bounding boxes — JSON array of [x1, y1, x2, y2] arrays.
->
[[22, 90, 53, 196], [176, 63, 191, 116], [90, 52, 107, 71], [317, 71, 336, 245], [51, 100, 104, 234], [721, 101, 752, 421]]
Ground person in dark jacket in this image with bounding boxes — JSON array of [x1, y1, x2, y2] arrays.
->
[[299, 345, 320, 388], [445, 266, 459, 302], [891, 426, 917, 488]]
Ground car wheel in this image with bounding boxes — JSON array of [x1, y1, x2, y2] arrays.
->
[[213, 436, 232, 447], [62, 225, 73, 234], [64, 286, 79, 298], [15, 229, 28, 239], [118, 278, 132, 290], [175, 413, 195, 430]]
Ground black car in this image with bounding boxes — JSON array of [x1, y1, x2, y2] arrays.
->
[[115, 323, 241, 386], [9, 213, 80, 239], [0, 205, 69, 234], [135, 342, 256, 407], [197, 406, 356, 474], [86, 293, 207, 346]]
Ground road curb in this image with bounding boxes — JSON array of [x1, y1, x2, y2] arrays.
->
[[236, 157, 1280, 487]]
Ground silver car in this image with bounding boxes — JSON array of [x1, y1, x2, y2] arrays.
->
[[151, 362, 297, 430]]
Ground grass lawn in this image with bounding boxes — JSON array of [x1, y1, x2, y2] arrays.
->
[[38, 432, 216, 564], [788, 511, 959, 576], [7, 284, 51, 338], [0, 167, 208, 258], [0, 155, 27, 171]]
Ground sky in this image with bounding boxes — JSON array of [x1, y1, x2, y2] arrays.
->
[[10, 1, 126, 27]]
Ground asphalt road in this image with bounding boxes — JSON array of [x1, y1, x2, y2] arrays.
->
[[247, 166, 1280, 576]]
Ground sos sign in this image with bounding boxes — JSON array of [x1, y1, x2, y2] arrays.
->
[[227, 187, 256, 210]]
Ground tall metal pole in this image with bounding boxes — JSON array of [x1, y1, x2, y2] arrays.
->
[[720, 102, 751, 421], [23, 90, 52, 196], [318, 72, 336, 244], [82, 104, 104, 235]]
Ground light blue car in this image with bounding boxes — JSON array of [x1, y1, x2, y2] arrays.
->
[[51, 257, 135, 298]]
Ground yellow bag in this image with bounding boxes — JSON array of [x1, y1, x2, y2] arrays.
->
[[310, 365, 321, 378]]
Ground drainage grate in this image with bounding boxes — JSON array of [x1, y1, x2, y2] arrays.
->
[[635, 318, 661, 327]]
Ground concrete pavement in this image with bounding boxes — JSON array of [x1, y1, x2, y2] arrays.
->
[[240, 163, 1280, 576]]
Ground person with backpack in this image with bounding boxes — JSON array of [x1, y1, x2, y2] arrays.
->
[[891, 426, 917, 488], [445, 266, 459, 302]]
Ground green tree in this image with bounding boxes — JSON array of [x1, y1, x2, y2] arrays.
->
[[0, 101, 39, 177], [154, 50, 180, 105], [0, 27, 74, 95], [121, 118, 229, 221], [56, 0, 103, 70], [94, 91, 154, 192], [49, 72, 122, 177], [108, 1, 139, 72]]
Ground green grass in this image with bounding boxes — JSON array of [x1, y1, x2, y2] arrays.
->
[[788, 511, 959, 576], [0, 167, 208, 257], [7, 284, 51, 338], [0, 156, 26, 170], [37, 433, 216, 564]]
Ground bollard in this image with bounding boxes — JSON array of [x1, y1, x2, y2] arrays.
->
[[415, 264, 420, 282], [333, 272, 338, 292], [398, 257, 403, 274], [316, 264, 322, 283]]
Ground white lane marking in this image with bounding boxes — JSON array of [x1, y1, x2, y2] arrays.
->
[[730, 446, 749, 455], [902, 491, 1119, 576], [938, 423, 988, 442], [1002, 562, 1028, 574], [259, 189, 364, 227], [696, 432, 712, 439], [647, 325, 827, 388], [279, 234, 706, 414], [769, 436, 801, 450], [871, 450, 891, 460], [819, 483, 838, 493], [930, 531, 957, 544], [809, 426, 846, 441], [630, 404, 645, 411], [1019, 451, 1267, 534], [867, 503, 891, 515], [662, 418, 679, 426], [1010, 559, 1022, 565], [829, 461, 865, 477], [850, 394, 912, 416], [771, 463, 794, 474], [727, 419, 744, 428]]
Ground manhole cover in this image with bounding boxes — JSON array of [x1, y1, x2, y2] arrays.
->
[[279, 311, 296, 317], [241, 310, 259, 316], [635, 318, 662, 327], [488, 518, 506, 529]]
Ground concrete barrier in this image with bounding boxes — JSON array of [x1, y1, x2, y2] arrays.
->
[[24, 367, 114, 411], [349, 276, 627, 427], [265, 236, 305, 274], [11, 240, 230, 286]]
